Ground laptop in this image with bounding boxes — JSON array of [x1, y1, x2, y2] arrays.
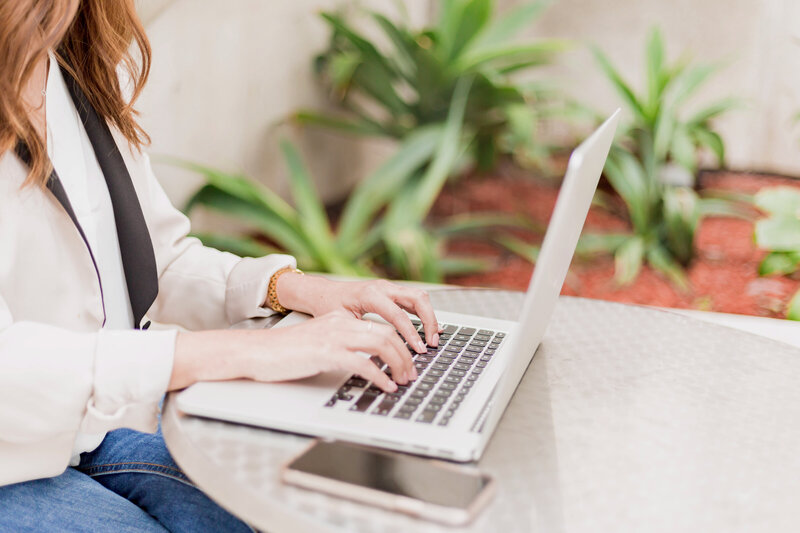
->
[[177, 109, 620, 462]]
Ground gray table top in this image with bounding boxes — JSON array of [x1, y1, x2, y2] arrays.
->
[[162, 290, 800, 533]]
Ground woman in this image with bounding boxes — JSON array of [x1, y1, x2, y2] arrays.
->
[[0, 1, 439, 531]]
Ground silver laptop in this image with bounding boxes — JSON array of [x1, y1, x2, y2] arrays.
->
[[177, 110, 620, 462]]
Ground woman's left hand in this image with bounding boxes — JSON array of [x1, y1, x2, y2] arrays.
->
[[274, 273, 441, 354]]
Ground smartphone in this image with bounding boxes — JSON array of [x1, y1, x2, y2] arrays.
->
[[281, 440, 496, 526]]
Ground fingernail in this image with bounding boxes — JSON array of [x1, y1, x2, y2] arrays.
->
[[430, 333, 439, 346], [411, 367, 418, 380], [388, 381, 398, 392], [416, 340, 426, 353], [438, 324, 444, 333]]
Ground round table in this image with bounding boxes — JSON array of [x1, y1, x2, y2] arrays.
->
[[162, 290, 800, 533]]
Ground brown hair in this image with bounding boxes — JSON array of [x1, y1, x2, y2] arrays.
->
[[0, 0, 151, 186]]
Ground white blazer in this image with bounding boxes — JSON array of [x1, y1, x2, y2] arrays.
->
[[0, 124, 295, 485]]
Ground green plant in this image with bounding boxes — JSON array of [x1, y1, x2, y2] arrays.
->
[[295, 0, 569, 172], [575, 28, 741, 287], [753, 187, 800, 320], [179, 79, 529, 282]]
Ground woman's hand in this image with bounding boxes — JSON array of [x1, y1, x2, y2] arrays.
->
[[169, 311, 416, 392], [274, 274, 442, 354]]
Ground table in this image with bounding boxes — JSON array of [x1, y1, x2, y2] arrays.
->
[[162, 290, 800, 533]]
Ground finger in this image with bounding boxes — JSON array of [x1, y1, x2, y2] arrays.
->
[[395, 289, 440, 347], [341, 351, 397, 393], [350, 322, 416, 383], [367, 295, 426, 354]]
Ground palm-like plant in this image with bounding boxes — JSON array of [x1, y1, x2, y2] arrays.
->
[[180, 79, 528, 282], [296, 0, 568, 171], [753, 187, 800, 320], [579, 28, 742, 287]]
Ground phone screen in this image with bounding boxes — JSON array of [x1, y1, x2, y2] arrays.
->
[[286, 440, 491, 510]]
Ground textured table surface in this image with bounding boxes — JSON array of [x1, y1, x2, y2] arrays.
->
[[162, 291, 800, 533]]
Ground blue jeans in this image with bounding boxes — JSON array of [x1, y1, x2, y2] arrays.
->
[[0, 426, 254, 532]]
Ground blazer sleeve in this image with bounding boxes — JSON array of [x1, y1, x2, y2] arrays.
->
[[134, 152, 297, 330], [0, 294, 176, 486]]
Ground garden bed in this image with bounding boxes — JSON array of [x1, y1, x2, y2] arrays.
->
[[435, 167, 800, 318]]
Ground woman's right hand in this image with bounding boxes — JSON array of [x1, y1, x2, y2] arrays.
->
[[168, 311, 418, 393]]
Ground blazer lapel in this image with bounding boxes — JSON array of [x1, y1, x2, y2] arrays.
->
[[60, 65, 159, 330], [14, 141, 108, 325]]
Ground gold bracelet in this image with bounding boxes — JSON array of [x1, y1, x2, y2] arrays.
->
[[266, 266, 303, 314]]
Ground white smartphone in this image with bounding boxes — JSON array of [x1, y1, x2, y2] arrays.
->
[[281, 439, 496, 526]]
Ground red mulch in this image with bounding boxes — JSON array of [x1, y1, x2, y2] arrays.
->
[[433, 167, 800, 318]]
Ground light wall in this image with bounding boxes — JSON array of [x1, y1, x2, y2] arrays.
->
[[515, 0, 800, 176], [135, 0, 430, 212], [136, 0, 800, 216]]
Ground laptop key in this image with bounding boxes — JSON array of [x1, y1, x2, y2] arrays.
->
[[458, 327, 476, 336], [454, 334, 472, 342], [416, 411, 436, 423], [324, 398, 336, 407], [449, 369, 467, 378], [439, 382, 457, 391], [394, 411, 412, 420], [464, 345, 483, 353], [421, 375, 439, 384], [416, 382, 434, 391], [494, 332, 505, 338], [453, 363, 471, 371], [428, 395, 447, 405], [427, 369, 444, 378], [424, 402, 443, 412], [373, 403, 394, 416], [444, 375, 462, 384], [477, 329, 494, 336], [431, 362, 449, 371], [405, 397, 422, 406], [411, 389, 428, 398], [350, 392, 379, 412], [476, 361, 488, 368], [336, 392, 354, 401], [346, 377, 367, 388]]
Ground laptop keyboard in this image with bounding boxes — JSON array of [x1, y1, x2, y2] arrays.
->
[[324, 320, 505, 427]]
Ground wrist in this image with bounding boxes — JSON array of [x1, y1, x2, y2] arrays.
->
[[274, 272, 330, 316], [169, 331, 247, 390]]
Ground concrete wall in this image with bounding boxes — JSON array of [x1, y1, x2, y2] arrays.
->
[[516, 0, 800, 176], [135, 0, 429, 211], [135, 0, 800, 215]]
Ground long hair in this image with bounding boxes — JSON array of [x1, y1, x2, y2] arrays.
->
[[0, 0, 151, 187]]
